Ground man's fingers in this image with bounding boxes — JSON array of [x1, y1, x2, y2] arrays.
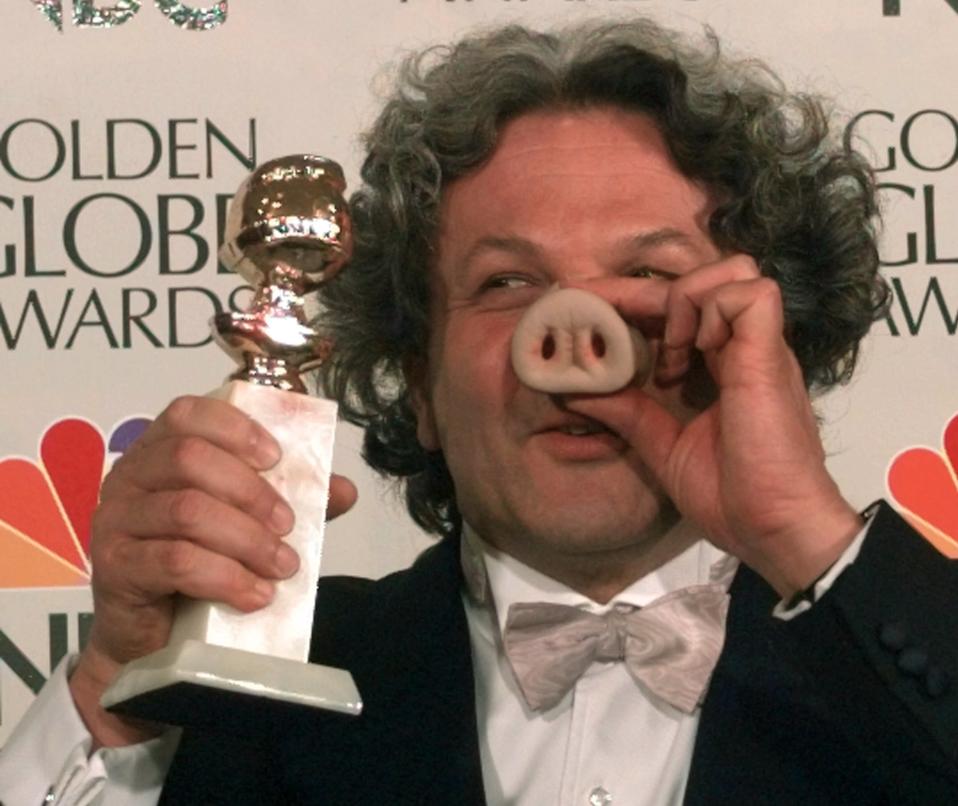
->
[[563, 256, 763, 386], [563, 276, 669, 328], [564, 389, 682, 481], [696, 299, 733, 353], [116, 434, 292, 531], [328, 474, 358, 521], [101, 536, 277, 614], [663, 254, 761, 351], [134, 395, 282, 472], [696, 277, 785, 353], [94, 490, 299, 580], [655, 342, 693, 386]]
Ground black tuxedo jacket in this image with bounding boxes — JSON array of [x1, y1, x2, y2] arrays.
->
[[161, 503, 958, 804]]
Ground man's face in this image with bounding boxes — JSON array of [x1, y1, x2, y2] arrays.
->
[[413, 107, 722, 593]]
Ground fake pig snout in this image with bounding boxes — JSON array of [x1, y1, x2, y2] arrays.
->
[[510, 288, 652, 394]]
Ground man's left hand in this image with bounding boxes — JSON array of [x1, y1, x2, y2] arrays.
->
[[564, 254, 863, 598]]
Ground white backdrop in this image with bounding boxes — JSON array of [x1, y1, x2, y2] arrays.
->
[[2, 0, 957, 744]]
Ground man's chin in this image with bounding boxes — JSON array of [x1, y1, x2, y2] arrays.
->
[[507, 495, 681, 558], [484, 503, 689, 599]]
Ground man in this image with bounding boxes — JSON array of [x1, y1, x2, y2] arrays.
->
[[2, 18, 956, 805]]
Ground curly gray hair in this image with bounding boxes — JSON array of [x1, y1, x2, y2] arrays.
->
[[318, 18, 887, 539]]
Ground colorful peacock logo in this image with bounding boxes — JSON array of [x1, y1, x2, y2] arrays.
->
[[0, 417, 150, 588], [887, 411, 958, 559]]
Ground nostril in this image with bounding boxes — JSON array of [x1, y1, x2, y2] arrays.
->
[[591, 331, 606, 358], [541, 334, 556, 360]]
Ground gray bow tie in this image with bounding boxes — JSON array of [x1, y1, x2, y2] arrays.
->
[[502, 584, 730, 714]]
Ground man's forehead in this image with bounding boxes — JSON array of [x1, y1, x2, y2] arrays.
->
[[484, 107, 683, 178], [431, 106, 718, 278], [437, 107, 711, 227]]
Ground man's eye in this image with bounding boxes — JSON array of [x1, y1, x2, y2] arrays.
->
[[625, 267, 676, 281], [482, 274, 534, 291], [473, 273, 542, 311]]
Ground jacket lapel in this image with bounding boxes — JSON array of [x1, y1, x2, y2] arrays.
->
[[294, 535, 487, 805], [162, 537, 486, 805], [685, 566, 882, 805]]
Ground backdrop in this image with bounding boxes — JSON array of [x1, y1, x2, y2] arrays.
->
[[2, 0, 957, 744]]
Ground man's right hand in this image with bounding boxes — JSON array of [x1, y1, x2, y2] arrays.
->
[[68, 395, 357, 747]]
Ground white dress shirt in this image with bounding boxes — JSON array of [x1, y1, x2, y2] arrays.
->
[[0, 656, 178, 806], [463, 521, 736, 806], [0, 520, 868, 806]]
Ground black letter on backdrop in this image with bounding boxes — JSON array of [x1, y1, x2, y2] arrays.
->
[[1, 195, 16, 277], [108, 119, 162, 180], [169, 119, 200, 179], [157, 194, 208, 274], [206, 119, 256, 176], [216, 192, 234, 273], [70, 121, 104, 180], [876, 183, 918, 267], [122, 287, 163, 347], [884, 1, 958, 14], [0, 120, 65, 181], [844, 109, 896, 172], [924, 185, 958, 264], [889, 276, 958, 335], [24, 197, 67, 277], [65, 290, 119, 348], [169, 286, 221, 347], [0, 629, 46, 716], [0, 289, 74, 348], [64, 193, 152, 277], [900, 110, 958, 172]]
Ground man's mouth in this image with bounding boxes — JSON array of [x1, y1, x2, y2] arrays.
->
[[556, 421, 611, 437], [535, 415, 626, 460], [542, 413, 623, 444]]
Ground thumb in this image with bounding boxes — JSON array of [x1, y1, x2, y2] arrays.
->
[[562, 389, 683, 485], [328, 473, 358, 520]]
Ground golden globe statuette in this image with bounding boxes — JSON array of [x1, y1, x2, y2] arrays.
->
[[101, 156, 362, 728]]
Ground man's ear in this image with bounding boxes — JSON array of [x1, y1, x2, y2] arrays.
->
[[405, 357, 440, 452]]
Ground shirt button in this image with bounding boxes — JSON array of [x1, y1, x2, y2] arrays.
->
[[589, 786, 613, 805]]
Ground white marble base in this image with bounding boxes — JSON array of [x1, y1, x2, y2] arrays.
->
[[101, 639, 361, 718]]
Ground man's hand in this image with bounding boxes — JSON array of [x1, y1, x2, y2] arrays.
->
[[565, 255, 862, 598], [69, 395, 357, 746]]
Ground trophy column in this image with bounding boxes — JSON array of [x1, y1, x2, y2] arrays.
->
[[101, 156, 362, 728]]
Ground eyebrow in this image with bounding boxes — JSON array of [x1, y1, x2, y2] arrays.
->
[[458, 227, 704, 273], [460, 235, 541, 269], [625, 227, 698, 252]]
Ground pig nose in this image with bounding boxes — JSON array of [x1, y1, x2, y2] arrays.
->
[[510, 288, 651, 394]]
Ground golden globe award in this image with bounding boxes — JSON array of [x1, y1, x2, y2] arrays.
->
[[101, 156, 362, 728]]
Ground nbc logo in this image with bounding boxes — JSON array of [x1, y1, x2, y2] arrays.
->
[[0, 417, 150, 589], [887, 411, 958, 558]]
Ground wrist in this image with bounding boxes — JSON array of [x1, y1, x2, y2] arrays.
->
[[744, 499, 863, 600], [69, 646, 163, 748]]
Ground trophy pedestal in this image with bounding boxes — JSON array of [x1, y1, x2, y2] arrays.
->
[[102, 381, 362, 729], [100, 639, 361, 728]]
